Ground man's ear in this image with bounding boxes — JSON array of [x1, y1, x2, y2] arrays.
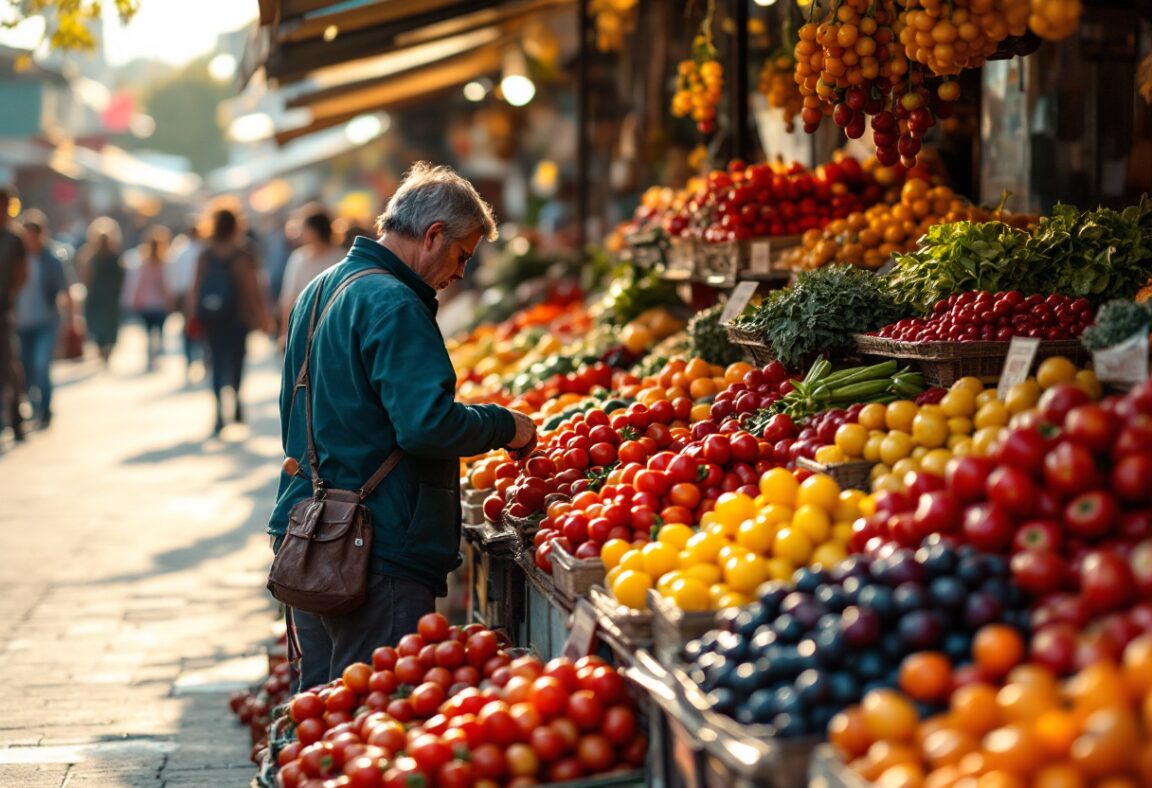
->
[[423, 221, 446, 250]]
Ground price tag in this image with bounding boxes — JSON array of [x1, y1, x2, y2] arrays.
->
[[997, 336, 1041, 399], [563, 601, 598, 661], [749, 240, 772, 275], [720, 280, 758, 325], [1093, 331, 1150, 386]]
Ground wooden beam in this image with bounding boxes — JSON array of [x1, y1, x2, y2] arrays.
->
[[268, 0, 505, 83], [280, 0, 346, 21], [274, 86, 456, 145], [258, 0, 279, 26], [282, 0, 463, 43]]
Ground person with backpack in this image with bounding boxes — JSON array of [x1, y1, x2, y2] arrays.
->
[[187, 205, 270, 435], [268, 163, 537, 690]]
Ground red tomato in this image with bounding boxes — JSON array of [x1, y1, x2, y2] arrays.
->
[[371, 646, 398, 672], [510, 656, 544, 681], [470, 743, 508, 779], [290, 693, 326, 723], [325, 686, 356, 714], [530, 725, 569, 762], [542, 658, 580, 692], [453, 665, 481, 688], [417, 643, 439, 669], [365, 721, 406, 753], [409, 682, 446, 718], [344, 755, 384, 788], [660, 505, 693, 525], [368, 670, 398, 696], [394, 656, 425, 686], [424, 666, 454, 690], [621, 734, 648, 766], [396, 634, 425, 658], [506, 742, 540, 778], [465, 631, 499, 669], [566, 690, 604, 730], [479, 704, 522, 746], [583, 666, 628, 705], [433, 640, 466, 669], [510, 702, 543, 739], [547, 757, 586, 783], [669, 483, 701, 510], [385, 698, 415, 723], [601, 706, 638, 745], [436, 760, 474, 788], [417, 613, 450, 644], [407, 734, 453, 774], [576, 734, 615, 773]]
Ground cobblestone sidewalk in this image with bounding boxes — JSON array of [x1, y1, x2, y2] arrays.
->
[[0, 326, 283, 787]]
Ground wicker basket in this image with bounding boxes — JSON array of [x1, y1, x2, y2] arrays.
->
[[589, 585, 653, 649], [551, 542, 605, 602], [724, 324, 778, 366], [647, 590, 720, 665], [854, 334, 1092, 387], [795, 456, 876, 492]]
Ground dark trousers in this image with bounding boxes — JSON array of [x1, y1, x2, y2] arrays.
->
[[293, 574, 436, 692], [138, 310, 167, 366], [203, 323, 247, 405]]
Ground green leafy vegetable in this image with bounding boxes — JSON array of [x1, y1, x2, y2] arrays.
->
[[687, 303, 745, 366], [1081, 300, 1152, 350], [732, 266, 911, 370]]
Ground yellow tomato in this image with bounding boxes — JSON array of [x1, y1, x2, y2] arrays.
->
[[618, 549, 646, 573], [862, 433, 886, 462], [641, 541, 680, 579], [815, 445, 847, 464], [796, 474, 842, 511], [758, 467, 800, 506], [1036, 356, 1077, 389], [912, 412, 949, 448], [773, 526, 813, 565], [1004, 379, 1042, 414], [975, 389, 1000, 408], [950, 437, 973, 456], [835, 423, 870, 458], [713, 492, 757, 528], [952, 376, 985, 395], [835, 489, 865, 521], [611, 569, 653, 610], [765, 557, 795, 581], [812, 541, 848, 567], [601, 539, 632, 570], [940, 388, 977, 418], [1075, 369, 1101, 399], [682, 563, 722, 585], [657, 523, 694, 551], [947, 416, 974, 435], [718, 543, 751, 565], [872, 473, 905, 492], [708, 583, 732, 606], [656, 570, 684, 596], [680, 532, 725, 566], [870, 462, 893, 481], [793, 504, 832, 543], [832, 522, 855, 543], [736, 519, 775, 554], [920, 448, 953, 477], [605, 565, 626, 589], [716, 591, 753, 608], [885, 400, 919, 432], [723, 552, 770, 593], [971, 426, 1003, 456], [756, 503, 794, 528], [974, 401, 1010, 429], [858, 403, 889, 430], [880, 431, 914, 465], [670, 577, 711, 611], [891, 457, 921, 478]]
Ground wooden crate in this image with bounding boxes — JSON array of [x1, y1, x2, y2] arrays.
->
[[462, 500, 486, 526], [807, 745, 871, 788], [795, 456, 876, 492], [551, 542, 605, 602], [463, 528, 521, 631], [648, 589, 720, 665], [589, 585, 653, 649], [854, 334, 1091, 387]]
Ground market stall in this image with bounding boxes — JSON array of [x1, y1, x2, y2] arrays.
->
[[233, 0, 1152, 785]]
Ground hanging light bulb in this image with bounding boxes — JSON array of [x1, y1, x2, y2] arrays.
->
[[500, 47, 536, 107]]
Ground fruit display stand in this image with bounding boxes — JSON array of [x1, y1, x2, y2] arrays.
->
[[589, 585, 654, 652], [516, 552, 577, 662], [695, 236, 802, 287], [853, 334, 1092, 387], [551, 541, 606, 602], [462, 523, 522, 632], [647, 590, 717, 666]]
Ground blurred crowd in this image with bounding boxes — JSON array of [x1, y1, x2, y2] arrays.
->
[[0, 186, 374, 449]]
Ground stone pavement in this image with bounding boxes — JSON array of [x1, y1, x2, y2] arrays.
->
[[0, 325, 283, 787]]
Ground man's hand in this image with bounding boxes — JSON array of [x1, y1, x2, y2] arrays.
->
[[505, 410, 538, 460]]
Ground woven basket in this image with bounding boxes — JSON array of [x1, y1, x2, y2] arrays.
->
[[550, 542, 605, 601], [647, 590, 720, 665], [795, 456, 876, 492], [854, 334, 1092, 387], [724, 324, 777, 366]]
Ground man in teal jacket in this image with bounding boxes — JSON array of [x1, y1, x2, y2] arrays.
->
[[270, 163, 536, 689]]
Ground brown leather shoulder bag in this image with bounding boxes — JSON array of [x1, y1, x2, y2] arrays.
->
[[267, 269, 401, 615]]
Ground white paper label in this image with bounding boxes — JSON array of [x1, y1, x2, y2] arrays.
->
[[1093, 331, 1150, 386], [563, 601, 598, 661], [720, 280, 758, 324], [998, 336, 1041, 399], [749, 241, 772, 274]]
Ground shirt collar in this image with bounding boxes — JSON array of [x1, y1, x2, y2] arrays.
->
[[348, 236, 438, 313]]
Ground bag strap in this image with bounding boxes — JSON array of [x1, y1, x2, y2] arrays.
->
[[293, 268, 402, 499]]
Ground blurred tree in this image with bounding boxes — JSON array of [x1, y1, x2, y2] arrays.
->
[[138, 58, 231, 176], [1, 0, 139, 55]]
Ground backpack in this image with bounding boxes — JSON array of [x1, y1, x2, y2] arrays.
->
[[196, 249, 238, 322]]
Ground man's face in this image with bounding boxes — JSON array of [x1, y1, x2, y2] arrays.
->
[[417, 224, 482, 291]]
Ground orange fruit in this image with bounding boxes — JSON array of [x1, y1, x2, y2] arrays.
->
[[1121, 633, 1152, 697], [1034, 708, 1078, 757], [1004, 663, 1058, 689], [972, 625, 1025, 678], [1032, 763, 1088, 788], [899, 652, 954, 702], [860, 741, 921, 781], [723, 362, 753, 385], [950, 683, 1001, 736], [1066, 662, 1129, 716], [828, 708, 873, 760], [995, 680, 1059, 724], [980, 724, 1046, 775], [862, 689, 920, 741], [877, 762, 925, 788], [975, 771, 1027, 788], [921, 728, 978, 770], [1069, 707, 1139, 778]]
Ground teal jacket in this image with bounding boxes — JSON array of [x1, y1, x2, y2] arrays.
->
[[269, 238, 516, 595]]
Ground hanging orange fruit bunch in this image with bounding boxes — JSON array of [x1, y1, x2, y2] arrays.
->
[[671, 0, 723, 136]]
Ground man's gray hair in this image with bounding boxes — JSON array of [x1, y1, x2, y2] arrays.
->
[[376, 162, 498, 243]]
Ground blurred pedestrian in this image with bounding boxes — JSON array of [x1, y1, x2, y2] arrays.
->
[[188, 205, 271, 434], [168, 223, 204, 381], [15, 210, 74, 428], [77, 217, 126, 366], [278, 204, 344, 347], [0, 187, 28, 443], [129, 226, 172, 372]]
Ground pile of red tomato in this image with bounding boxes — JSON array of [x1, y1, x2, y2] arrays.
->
[[269, 614, 646, 788]]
